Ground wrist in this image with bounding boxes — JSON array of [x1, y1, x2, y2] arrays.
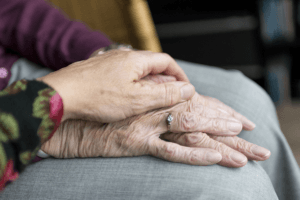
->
[[36, 76, 69, 122]]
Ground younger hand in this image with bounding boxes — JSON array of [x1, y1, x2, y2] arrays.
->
[[36, 50, 195, 123]]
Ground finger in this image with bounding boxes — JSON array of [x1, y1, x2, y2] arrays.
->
[[140, 74, 177, 84], [189, 104, 241, 123], [209, 135, 271, 161], [169, 112, 243, 136], [161, 132, 248, 168], [141, 81, 195, 109], [148, 137, 222, 166], [199, 94, 256, 130], [135, 51, 190, 82]]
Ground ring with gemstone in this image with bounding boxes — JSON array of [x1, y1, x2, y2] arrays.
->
[[167, 114, 173, 131]]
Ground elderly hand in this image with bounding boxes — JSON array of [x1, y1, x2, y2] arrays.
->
[[36, 49, 195, 123], [142, 75, 270, 167], [41, 76, 270, 167], [41, 109, 223, 166]]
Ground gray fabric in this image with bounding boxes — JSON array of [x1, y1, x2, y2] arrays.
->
[[176, 59, 300, 200], [7, 58, 53, 86], [1, 156, 277, 200], [1, 58, 299, 199]]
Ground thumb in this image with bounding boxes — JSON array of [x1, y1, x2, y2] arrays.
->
[[150, 81, 195, 108]]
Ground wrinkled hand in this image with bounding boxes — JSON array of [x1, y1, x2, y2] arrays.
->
[[42, 76, 270, 167], [142, 75, 270, 167], [159, 93, 270, 167], [41, 107, 223, 166]]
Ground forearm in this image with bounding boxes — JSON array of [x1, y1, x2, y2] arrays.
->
[[0, 0, 112, 70], [0, 79, 63, 191]]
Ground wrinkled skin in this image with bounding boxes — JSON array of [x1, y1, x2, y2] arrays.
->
[[42, 50, 270, 168], [42, 76, 270, 168]]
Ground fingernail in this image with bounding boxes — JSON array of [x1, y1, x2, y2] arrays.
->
[[180, 84, 194, 100], [248, 121, 256, 129], [228, 122, 242, 132], [230, 153, 247, 164], [251, 145, 271, 158], [206, 151, 222, 164], [243, 118, 256, 129]]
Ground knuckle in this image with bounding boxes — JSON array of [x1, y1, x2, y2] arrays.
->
[[213, 142, 231, 156], [184, 134, 199, 145], [181, 113, 197, 131], [235, 139, 253, 153], [163, 143, 176, 158], [197, 133, 211, 146], [216, 111, 223, 119], [164, 84, 179, 106], [211, 119, 222, 132], [187, 133, 210, 146], [191, 104, 205, 115], [189, 150, 201, 164]]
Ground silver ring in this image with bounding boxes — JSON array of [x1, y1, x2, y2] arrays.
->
[[167, 114, 173, 131]]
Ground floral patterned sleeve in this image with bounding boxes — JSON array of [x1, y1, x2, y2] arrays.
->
[[0, 79, 63, 191]]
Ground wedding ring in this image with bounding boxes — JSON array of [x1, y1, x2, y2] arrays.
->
[[167, 113, 173, 131]]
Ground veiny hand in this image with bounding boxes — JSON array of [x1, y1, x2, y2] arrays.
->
[[41, 108, 223, 166], [142, 75, 270, 167], [36, 49, 195, 123], [41, 76, 270, 167]]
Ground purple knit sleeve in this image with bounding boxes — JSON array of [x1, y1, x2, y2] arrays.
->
[[0, 0, 112, 71]]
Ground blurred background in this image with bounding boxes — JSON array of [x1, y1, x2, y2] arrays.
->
[[47, 0, 299, 166]]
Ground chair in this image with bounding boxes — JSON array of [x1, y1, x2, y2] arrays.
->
[[47, 0, 162, 52]]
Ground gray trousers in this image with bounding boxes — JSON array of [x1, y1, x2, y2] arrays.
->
[[1, 58, 300, 200]]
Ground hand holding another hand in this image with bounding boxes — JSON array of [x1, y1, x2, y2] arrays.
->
[[42, 76, 270, 168], [36, 49, 195, 123]]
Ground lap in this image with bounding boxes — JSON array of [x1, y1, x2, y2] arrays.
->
[[176, 59, 300, 199], [3, 58, 298, 199], [1, 156, 277, 200]]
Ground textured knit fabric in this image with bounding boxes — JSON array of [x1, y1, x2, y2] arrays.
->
[[0, 79, 64, 191], [0, 0, 112, 90], [1, 58, 300, 200]]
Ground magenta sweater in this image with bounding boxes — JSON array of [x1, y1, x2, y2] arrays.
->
[[0, 0, 112, 90]]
